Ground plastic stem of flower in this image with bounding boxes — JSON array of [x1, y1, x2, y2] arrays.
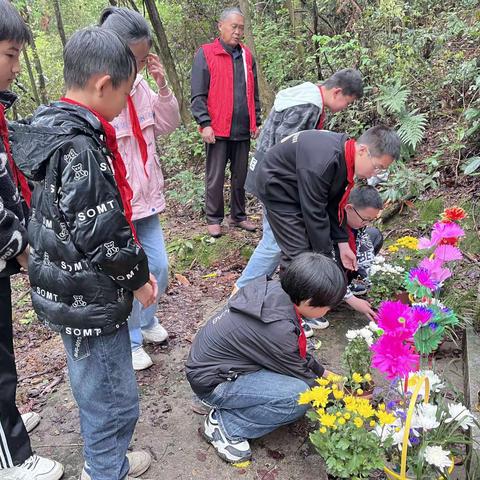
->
[[399, 376, 430, 478]]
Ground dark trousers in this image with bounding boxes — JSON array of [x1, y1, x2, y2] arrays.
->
[[205, 139, 250, 224], [0, 276, 32, 468]]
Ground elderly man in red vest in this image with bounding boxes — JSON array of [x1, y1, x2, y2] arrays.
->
[[191, 7, 261, 237]]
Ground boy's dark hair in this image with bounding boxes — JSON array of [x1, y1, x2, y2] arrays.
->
[[0, 0, 31, 44], [348, 186, 383, 210], [358, 125, 401, 161], [323, 68, 363, 99], [64, 27, 136, 89], [99, 7, 152, 46], [281, 253, 347, 308]]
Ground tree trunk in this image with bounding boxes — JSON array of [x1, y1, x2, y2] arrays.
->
[[312, 0, 323, 81], [239, 0, 274, 111], [52, 0, 67, 48], [142, 0, 190, 125], [22, 47, 41, 106]]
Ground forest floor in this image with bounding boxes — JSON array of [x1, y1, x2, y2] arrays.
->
[[10, 188, 478, 480]]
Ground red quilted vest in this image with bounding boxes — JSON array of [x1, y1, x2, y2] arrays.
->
[[201, 38, 257, 138]]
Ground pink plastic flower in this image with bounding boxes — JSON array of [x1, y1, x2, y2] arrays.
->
[[371, 334, 420, 380], [434, 245, 463, 262], [418, 222, 465, 249], [410, 305, 434, 325], [419, 258, 452, 284], [377, 301, 421, 339], [408, 268, 437, 290]]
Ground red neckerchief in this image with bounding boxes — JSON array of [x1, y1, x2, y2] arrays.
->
[[338, 139, 356, 225], [316, 85, 326, 130], [347, 226, 357, 256], [0, 104, 31, 207], [293, 305, 307, 359], [126, 95, 148, 177], [60, 97, 138, 243]]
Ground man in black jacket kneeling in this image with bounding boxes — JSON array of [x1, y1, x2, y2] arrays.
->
[[185, 253, 346, 463]]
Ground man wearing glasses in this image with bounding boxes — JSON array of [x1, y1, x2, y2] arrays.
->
[[253, 126, 400, 277]]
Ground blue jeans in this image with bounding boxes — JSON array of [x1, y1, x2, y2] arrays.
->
[[199, 370, 309, 440], [236, 208, 281, 288], [128, 214, 169, 351], [61, 324, 139, 480]]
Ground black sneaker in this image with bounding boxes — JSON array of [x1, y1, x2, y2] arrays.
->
[[350, 283, 368, 296], [203, 410, 252, 463]]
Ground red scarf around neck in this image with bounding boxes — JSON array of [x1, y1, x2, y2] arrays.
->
[[126, 95, 148, 177], [293, 305, 307, 359], [60, 97, 138, 243], [338, 139, 356, 225], [0, 104, 31, 207], [316, 85, 326, 130], [347, 226, 357, 256]]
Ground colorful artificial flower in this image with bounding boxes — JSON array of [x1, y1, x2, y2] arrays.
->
[[434, 244, 463, 262], [405, 267, 437, 298], [371, 334, 419, 380], [418, 221, 465, 249], [377, 301, 422, 339], [424, 445, 452, 470], [441, 206, 466, 222], [418, 258, 452, 284]]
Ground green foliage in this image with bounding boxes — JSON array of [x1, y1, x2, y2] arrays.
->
[[166, 170, 204, 213]]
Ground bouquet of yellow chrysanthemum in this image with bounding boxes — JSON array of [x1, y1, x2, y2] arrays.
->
[[385, 235, 423, 272], [299, 373, 392, 479]]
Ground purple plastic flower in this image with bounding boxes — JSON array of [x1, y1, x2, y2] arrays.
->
[[419, 258, 452, 284], [429, 322, 438, 331], [408, 268, 437, 290]]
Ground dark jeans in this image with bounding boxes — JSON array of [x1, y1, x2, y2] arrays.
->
[[205, 139, 250, 224], [0, 276, 33, 468]]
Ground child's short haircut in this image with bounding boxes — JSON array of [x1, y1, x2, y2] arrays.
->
[[349, 186, 383, 210], [63, 27, 136, 89], [0, 0, 31, 44], [99, 7, 152, 46], [358, 125, 401, 161], [323, 68, 363, 99], [281, 252, 347, 307]]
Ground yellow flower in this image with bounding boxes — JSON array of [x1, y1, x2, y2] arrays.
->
[[344, 413, 351, 420], [316, 378, 330, 386], [405, 256, 411, 261], [357, 389, 364, 395], [332, 384, 338, 390], [320, 427, 327, 434], [378, 403, 386, 411], [388, 245, 399, 253], [354, 398, 376, 419], [333, 389, 344, 400], [332, 425, 337, 430], [364, 373, 372, 382], [327, 373, 344, 384], [376, 410, 396, 426], [316, 408, 325, 416], [338, 418, 346, 425], [310, 386, 332, 408], [369, 420, 377, 427], [298, 389, 315, 405], [352, 373, 363, 384], [354, 417, 364, 428], [319, 413, 337, 428], [336, 412, 342, 417]]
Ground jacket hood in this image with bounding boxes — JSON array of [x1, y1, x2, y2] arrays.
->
[[274, 82, 323, 112], [228, 275, 295, 323], [9, 102, 103, 181]]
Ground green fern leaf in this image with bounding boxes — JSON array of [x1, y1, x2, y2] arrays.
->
[[397, 110, 428, 150], [378, 80, 410, 114]]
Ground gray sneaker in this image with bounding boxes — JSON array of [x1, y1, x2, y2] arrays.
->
[[305, 317, 330, 330], [203, 410, 251, 463]]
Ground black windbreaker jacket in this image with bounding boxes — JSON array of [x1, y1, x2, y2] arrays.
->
[[186, 275, 324, 396], [9, 102, 149, 336]]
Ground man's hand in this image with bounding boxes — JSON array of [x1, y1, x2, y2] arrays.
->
[[201, 126, 216, 144], [338, 242, 357, 271], [16, 246, 29, 270], [346, 296, 377, 321], [147, 53, 167, 90], [134, 273, 158, 308], [251, 128, 261, 140]]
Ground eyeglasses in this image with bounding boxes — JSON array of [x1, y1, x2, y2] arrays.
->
[[352, 206, 377, 224], [363, 146, 389, 176]]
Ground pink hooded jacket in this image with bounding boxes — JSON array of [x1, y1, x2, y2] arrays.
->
[[111, 74, 181, 221]]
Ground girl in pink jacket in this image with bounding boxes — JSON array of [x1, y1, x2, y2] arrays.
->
[[101, 7, 181, 370]]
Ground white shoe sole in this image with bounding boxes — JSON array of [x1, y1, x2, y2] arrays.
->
[[22, 412, 41, 433]]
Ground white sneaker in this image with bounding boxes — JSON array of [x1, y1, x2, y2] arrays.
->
[[203, 410, 251, 463], [131, 347, 153, 371], [81, 451, 151, 479], [305, 317, 330, 330], [3, 454, 64, 480], [142, 322, 168, 343], [303, 322, 314, 338], [21, 412, 41, 433]]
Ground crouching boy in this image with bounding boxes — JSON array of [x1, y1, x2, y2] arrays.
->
[[185, 253, 346, 463], [10, 28, 157, 480]]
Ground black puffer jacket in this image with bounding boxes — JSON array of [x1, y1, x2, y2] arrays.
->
[[10, 102, 149, 336]]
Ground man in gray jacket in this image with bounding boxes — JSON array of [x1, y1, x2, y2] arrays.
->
[[186, 253, 346, 463]]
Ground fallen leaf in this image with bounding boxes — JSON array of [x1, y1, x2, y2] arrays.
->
[[174, 273, 190, 286]]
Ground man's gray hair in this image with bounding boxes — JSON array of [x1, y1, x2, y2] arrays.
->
[[219, 7, 244, 21]]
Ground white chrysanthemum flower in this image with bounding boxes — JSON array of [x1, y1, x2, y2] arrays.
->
[[424, 446, 451, 470], [368, 321, 379, 331], [412, 404, 440, 430], [445, 403, 475, 430], [346, 330, 359, 340], [373, 424, 396, 444]]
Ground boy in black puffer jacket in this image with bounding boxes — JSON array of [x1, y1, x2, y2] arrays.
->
[[10, 28, 156, 480]]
